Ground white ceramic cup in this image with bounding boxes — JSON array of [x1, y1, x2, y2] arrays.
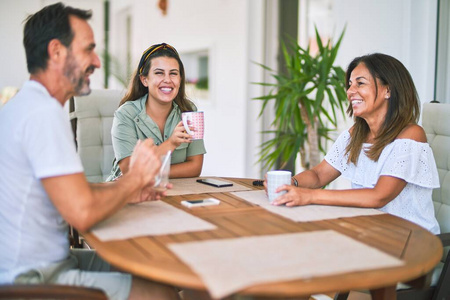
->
[[267, 170, 292, 202], [181, 111, 204, 140]]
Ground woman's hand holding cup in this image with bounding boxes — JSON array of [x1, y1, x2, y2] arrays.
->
[[169, 121, 193, 148]]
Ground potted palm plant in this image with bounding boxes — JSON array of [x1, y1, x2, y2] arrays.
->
[[254, 27, 348, 171]]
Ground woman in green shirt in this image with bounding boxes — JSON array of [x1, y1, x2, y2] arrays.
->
[[108, 43, 206, 181]]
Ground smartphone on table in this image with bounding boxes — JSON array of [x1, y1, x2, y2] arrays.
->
[[196, 178, 233, 188], [181, 198, 221, 208]]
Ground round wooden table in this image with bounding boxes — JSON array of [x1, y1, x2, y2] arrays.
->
[[83, 178, 442, 300]]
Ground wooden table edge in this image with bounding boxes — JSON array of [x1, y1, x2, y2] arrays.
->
[[83, 177, 444, 297]]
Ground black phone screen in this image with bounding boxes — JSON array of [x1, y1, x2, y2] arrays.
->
[[196, 179, 233, 187]]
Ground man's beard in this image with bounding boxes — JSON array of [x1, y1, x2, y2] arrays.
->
[[63, 51, 94, 96]]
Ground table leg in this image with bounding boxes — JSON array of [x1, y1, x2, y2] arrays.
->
[[370, 286, 396, 300]]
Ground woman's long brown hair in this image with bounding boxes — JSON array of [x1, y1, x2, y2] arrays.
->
[[119, 45, 194, 112], [345, 53, 420, 164]]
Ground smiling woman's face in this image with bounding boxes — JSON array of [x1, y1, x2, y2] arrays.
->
[[140, 56, 181, 105], [347, 63, 389, 120]]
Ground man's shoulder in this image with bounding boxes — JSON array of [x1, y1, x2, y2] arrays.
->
[[2, 83, 60, 121]]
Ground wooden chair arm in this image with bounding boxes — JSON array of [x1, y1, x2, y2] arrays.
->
[[0, 284, 107, 299]]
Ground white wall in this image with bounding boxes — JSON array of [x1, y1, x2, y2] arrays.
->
[[301, 0, 438, 189], [0, 0, 105, 90], [333, 0, 437, 105], [124, 0, 265, 178], [0, 0, 440, 180], [0, 0, 39, 88], [0, 0, 266, 178]]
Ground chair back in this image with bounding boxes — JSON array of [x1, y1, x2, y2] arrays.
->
[[423, 102, 450, 265], [69, 89, 122, 183], [423, 103, 450, 233], [421, 101, 450, 300]]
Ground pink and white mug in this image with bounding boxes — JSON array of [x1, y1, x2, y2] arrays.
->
[[182, 111, 204, 140]]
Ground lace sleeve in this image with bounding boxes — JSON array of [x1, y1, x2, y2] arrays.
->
[[380, 139, 439, 188], [324, 130, 351, 174]]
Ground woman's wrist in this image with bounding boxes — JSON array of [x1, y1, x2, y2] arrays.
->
[[291, 176, 299, 187], [161, 139, 177, 153], [308, 188, 317, 205]]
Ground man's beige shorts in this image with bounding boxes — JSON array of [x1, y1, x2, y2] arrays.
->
[[14, 249, 132, 300]]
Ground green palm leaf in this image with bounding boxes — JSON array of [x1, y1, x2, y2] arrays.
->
[[252, 26, 347, 170]]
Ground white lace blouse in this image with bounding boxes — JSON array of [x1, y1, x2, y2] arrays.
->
[[324, 130, 440, 234]]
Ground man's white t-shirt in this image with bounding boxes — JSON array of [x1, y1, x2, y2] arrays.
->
[[0, 80, 83, 283]]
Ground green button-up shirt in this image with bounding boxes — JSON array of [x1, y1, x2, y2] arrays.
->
[[107, 94, 206, 181]]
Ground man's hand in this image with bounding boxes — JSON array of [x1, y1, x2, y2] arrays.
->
[[128, 183, 174, 203], [128, 139, 160, 188]]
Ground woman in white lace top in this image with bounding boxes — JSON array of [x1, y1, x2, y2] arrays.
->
[[270, 53, 440, 234]]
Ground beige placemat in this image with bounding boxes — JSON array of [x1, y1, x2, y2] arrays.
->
[[90, 201, 216, 241], [231, 190, 385, 222], [168, 230, 404, 299], [166, 177, 252, 196]]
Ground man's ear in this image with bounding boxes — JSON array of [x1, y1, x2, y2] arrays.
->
[[47, 39, 66, 64]]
